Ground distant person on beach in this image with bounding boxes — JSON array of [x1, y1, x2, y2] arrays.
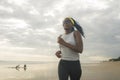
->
[[16, 65, 20, 69], [24, 64, 27, 68], [15, 65, 20, 71], [24, 64, 27, 71], [55, 17, 85, 80]]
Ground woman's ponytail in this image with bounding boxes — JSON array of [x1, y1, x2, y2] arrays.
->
[[71, 18, 85, 38]]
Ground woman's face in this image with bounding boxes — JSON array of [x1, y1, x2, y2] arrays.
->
[[63, 18, 73, 31]]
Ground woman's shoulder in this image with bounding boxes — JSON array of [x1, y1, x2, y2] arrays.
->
[[58, 34, 62, 37], [73, 30, 81, 38], [74, 30, 80, 35]]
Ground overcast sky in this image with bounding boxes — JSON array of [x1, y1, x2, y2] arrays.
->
[[0, 0, 120, 63]]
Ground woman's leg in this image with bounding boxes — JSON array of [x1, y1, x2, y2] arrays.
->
[[58, 60, 69, 80], [69, 60, 82, 80]]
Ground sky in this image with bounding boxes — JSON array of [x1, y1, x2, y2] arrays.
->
[[0, 0, 120, 63]]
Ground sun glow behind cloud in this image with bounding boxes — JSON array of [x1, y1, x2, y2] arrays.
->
[[0, 18, 29, 28], [80, 0, 109, 9], [7, 0, 28, 6], [0, 5, 13, 13]]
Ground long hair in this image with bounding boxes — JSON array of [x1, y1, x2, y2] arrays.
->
[[67, 17, 85, 38]]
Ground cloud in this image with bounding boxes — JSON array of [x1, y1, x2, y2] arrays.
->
[[0, 0, 120, 62]]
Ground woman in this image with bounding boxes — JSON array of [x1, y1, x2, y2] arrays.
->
[[55, 17, 85, 80]]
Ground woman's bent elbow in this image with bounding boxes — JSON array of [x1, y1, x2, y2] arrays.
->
[[76, 49, 83, 53], [79, 48, 83, 53]]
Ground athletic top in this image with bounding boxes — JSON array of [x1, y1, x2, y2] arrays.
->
[[60, 31, 79, 61]]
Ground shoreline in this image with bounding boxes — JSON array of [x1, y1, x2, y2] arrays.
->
[[0, 61, 120, 80]]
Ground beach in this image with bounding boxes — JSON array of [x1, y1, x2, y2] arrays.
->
[[0, 61, 120, 80], [81, 62, 120, 80]]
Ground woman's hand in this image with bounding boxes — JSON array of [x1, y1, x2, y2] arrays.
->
[[57, 35, 66, 45], [55, 50, 61, 58]]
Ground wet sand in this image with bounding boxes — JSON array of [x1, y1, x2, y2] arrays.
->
[[81, 61, 120, 80], [0, 61, 120, 80]]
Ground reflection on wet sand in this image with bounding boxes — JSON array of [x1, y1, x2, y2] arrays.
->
[[8, 64, 27, 71]]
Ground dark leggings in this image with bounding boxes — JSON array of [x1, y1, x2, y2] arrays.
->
[[58, 59, 82, 80]]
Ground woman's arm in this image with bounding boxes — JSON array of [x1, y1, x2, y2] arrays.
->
[[57, 31, 83, 53], [74, 31, 83, 53]]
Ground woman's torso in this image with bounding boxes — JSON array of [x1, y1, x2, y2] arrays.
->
[[60, 31, 79, 61]]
